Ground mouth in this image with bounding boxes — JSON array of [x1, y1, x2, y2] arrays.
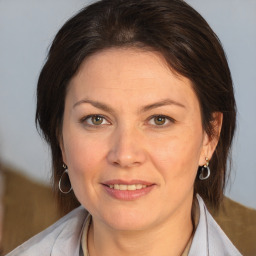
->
[[101, 180, 155, 200], [106, 184, 149, 190]]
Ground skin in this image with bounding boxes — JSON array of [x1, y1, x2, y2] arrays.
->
[[60, 48, 221, 256]]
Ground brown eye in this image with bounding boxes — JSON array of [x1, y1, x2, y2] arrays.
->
[[82, 115, 110, 127], [80, 115, 111, 128], [154, 116, 166, 125], [91, 116, 104, 125]]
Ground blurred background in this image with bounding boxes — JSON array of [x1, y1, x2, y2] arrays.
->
[[0, 0, 255, 209]]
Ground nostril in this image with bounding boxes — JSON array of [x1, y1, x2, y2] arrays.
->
[[113, 161, 141, 168], [113, 161, 120, 166]]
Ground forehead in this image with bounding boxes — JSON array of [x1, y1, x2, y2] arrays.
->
[[78, 48, 172, 80], [68, 48, 199, 110]]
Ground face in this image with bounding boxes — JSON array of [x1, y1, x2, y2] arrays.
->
[[61, 48, 215, 231]]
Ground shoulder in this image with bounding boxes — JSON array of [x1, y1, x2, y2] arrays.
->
[[209, 196, 256, 255], [2, 166, 61, 254], [189, 195, 242, 256], [6, 206, 88, 256]]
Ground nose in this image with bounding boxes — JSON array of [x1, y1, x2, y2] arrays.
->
[[107, 126, 147, 168]]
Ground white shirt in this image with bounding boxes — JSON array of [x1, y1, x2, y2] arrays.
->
[[6, 195, 242, 256]]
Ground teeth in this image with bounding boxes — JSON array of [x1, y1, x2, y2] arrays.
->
[[119, 184, 128, 190], [108, 184, 149, 190], [128, 185, 136, 190], [136, 184, 143, 189]]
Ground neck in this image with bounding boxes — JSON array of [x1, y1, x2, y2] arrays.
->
[[87, 205, 193, 256]]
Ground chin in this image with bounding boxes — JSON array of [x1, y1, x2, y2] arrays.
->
[[99, 208, 158, 231]]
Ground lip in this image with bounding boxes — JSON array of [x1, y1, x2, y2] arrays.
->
[[103, 179, 154, 186], [101, 179, 156, 201]]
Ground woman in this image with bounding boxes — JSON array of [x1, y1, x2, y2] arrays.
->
[[7, 0, 241, 255]]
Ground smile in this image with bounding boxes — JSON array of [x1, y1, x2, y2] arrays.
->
[[108, 184, 148, 190], [102, 181, 155, 200]]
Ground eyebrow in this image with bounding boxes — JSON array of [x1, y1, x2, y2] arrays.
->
[[140, 99, 186, 112], [73, 99, 115, 114], [73, 98, 186, 113]]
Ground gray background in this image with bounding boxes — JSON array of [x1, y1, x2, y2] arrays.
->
[[0, 0, 255, 208]]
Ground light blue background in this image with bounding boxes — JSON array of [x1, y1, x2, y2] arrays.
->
[[0, 0, 255, 208]]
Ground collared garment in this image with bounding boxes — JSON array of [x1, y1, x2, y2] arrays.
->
[[6, 195, 242, 256]]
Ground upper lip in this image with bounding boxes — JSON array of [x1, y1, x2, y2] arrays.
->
[[102, 179, 155, 186]]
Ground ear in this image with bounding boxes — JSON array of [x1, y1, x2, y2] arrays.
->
[[199, 112, 223, 166], [58, 133, 67, 165]]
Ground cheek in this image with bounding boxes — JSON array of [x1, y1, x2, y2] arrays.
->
[[62, 129, 108, 183], [62, 135, 108, 207], [150, 132, 203, 181]]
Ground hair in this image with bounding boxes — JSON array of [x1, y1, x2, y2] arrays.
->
[[36, 0, 236, 214]]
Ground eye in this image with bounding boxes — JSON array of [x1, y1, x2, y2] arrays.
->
[[153, 116, 166, 125], [83, 115, 110, 126], [148, 115, 174, 127]]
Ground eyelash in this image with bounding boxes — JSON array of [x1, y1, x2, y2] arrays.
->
[[80, 114, 175, 128]]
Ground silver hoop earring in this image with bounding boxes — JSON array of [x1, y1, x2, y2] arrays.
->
[[199, 157, 210, 180], [59, 167, 73, 194]]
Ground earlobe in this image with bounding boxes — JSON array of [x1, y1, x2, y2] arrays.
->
[[199, 112, 223, 165]]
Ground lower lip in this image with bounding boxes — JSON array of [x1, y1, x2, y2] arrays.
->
[[103, 185, 155, 201]]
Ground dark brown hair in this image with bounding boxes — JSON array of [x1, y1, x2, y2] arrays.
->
[[36, 0, 236, 213]]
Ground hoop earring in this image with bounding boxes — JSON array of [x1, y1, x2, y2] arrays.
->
[[59, 165, 73, 194], [199, 157, 210, 180]]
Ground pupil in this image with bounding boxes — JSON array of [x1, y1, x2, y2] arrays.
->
[[93, 116, 103, 125], [155, 116, 165, 125]]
